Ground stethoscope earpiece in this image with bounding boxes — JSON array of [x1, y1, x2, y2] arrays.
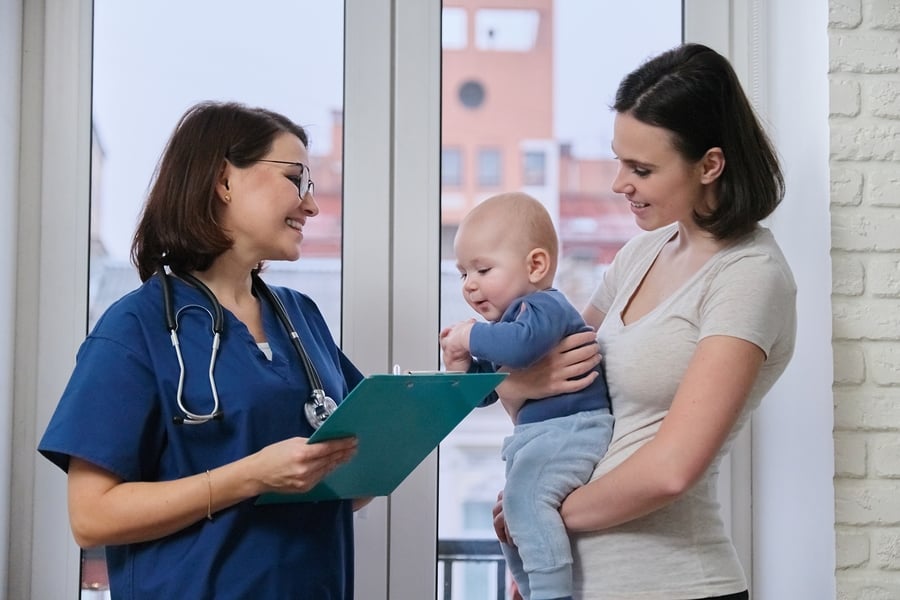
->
[[160, 268, 336, 429]]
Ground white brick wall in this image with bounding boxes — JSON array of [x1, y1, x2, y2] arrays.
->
[[831, 0, 900, 596]]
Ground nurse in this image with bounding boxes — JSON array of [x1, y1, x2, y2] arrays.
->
[[39, 101, 363, 599]]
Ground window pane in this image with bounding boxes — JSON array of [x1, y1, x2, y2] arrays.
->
[[88, 1, 344, 596], [442, 147, 464, 187], [476, 148, 502, 187], [439, 1, 681, 598], [443, 7, 468, 50], [475, 9, 540, 51], [523, 150, 546, 186]]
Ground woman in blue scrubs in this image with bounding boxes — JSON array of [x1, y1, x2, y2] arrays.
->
[[39, 101, 363, 599]]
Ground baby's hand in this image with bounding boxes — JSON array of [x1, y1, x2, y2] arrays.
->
[[440, 319, 476, 372]]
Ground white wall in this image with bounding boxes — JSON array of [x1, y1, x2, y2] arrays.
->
[[753, 0, 836, 598], [0, 0, 22, 590]]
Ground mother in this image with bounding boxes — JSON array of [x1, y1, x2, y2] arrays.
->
[[495, 43, 797, 600]]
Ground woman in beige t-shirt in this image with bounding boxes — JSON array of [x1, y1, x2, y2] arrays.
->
[[493, 43, 796, 600]]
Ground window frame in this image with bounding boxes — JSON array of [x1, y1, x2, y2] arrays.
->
[[16, 2, 783, 599]]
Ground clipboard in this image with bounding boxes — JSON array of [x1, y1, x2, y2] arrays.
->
[[256, 371, 506, 503]]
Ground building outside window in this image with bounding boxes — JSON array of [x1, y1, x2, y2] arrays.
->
[[442, 147, 463, 187], [476, 147, 502, 187], [522, 149, 546, 186]]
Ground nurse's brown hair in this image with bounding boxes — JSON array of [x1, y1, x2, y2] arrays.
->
[[131, 101, 308, 281]]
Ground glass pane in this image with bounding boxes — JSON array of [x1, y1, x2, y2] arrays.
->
[[438, 1, 681, 598], [87, 1, 344, 596], [476, 148, 502, 187]]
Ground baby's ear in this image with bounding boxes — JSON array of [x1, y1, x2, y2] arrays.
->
[[526, 248, 551, 283]]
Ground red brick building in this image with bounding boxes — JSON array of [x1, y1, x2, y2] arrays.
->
[[304, 0, 638, 269]]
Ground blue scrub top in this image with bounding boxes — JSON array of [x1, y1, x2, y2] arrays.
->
[[39, 274, 364, 599]]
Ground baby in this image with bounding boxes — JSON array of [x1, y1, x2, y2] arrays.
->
[[440, 192, 613, 600]]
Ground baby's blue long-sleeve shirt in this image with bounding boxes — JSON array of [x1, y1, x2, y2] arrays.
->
[[468, 288, 610, 424]]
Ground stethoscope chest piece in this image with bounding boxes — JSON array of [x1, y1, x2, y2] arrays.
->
[[305, 389, 338, 430]]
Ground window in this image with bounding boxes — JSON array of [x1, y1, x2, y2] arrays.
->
[[462, 500, 496, 533], [477, 148, 502, 187], [439, 2, 682, 597], [475, 9, 540, 51], [458, 80, 486, 109], [442, 147, 463, 186], [86, 1, 345, 596], [442, 7, 467, 50], [26, 3, 784, 598], [523, 150, 546, 186]]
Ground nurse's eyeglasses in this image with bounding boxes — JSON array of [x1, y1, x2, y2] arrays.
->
[[256, 159, 315, 197]]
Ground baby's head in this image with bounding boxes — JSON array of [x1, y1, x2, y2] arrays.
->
[[454, 192, 558, 321]]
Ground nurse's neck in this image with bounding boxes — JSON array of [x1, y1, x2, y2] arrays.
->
[[190, 259, 258, 311]]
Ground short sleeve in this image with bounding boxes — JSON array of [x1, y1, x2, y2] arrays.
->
[[38, 334, 163, 481], [589, 263, 617, 315], [699, 253, 797, 358]]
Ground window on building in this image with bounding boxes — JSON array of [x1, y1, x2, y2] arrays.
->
[[477, 148, 502, 187], [522, 149, 546, 186], [462, 500, 495, 533], [458, 80, 486, 109], [442, 7, 467, 50], [442, 147, 463, 187], [475, 9, 540, 51]]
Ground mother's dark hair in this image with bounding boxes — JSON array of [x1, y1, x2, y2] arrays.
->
[[131, 101, 308, 281], [614, 43, 784, 240]]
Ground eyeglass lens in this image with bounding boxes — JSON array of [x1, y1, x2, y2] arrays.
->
[[256, 159, 314, 196]]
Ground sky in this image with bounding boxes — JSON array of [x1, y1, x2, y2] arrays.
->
[[92, 0, 680, 260]]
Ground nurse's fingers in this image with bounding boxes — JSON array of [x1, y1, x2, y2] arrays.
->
[[289, 447, 356, 492], [308, 437, 358, 471], [253, 436, 356, 493]]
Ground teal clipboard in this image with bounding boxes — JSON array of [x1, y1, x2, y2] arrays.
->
[[256, 371, 506, 503]]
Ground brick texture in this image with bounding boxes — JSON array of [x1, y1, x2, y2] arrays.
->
[[832, 0, 900, 594]]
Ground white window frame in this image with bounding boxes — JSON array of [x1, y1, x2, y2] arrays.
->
[[12, 1, 834, 599]]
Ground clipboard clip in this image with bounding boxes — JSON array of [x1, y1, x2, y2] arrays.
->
[[392, 364, 465, 376]]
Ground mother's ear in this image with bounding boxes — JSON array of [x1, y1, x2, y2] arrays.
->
[[699, 147, 725, 184]]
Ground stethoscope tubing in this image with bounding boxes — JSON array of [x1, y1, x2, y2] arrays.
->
[[158, 268, 336, 427]]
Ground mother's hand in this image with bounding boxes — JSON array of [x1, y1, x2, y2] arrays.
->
[[496, 329, 601, 419], [492, 490, 512, 545]]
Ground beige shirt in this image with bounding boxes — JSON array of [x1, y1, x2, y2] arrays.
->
[[574, 223, 797, 600]]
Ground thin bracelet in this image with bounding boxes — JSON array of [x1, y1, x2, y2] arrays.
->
[[205, 470, 213, 521]]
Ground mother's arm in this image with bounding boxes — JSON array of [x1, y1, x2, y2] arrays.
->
[[560, 334, 765, 532]]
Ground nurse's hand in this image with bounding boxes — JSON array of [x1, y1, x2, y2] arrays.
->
[[252, 436, 358, 494], [496, 329, 601, 420]]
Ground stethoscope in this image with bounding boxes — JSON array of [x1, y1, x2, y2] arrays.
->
[[158, 267, 338, 428]]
